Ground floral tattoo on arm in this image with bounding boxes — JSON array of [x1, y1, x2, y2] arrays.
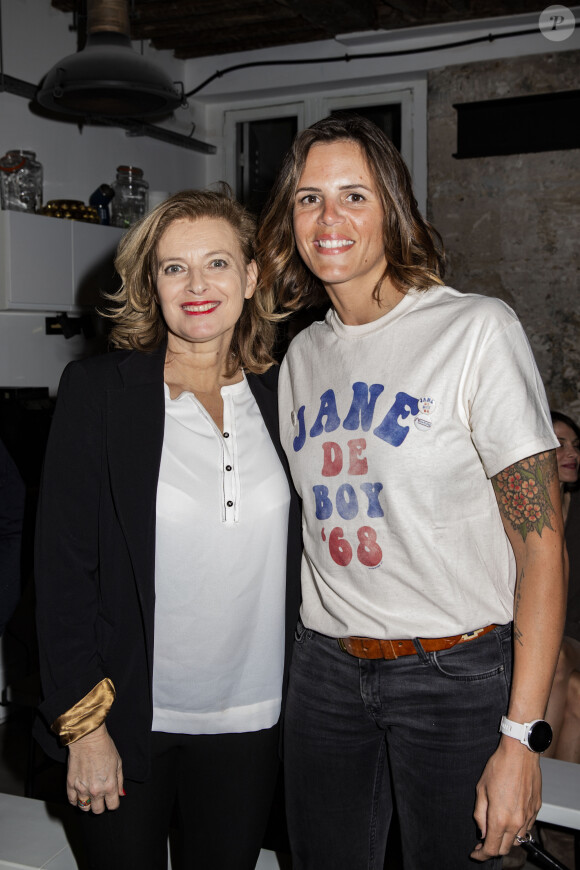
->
[[491, 451, 557, 542], [492, 451, 558, 646]]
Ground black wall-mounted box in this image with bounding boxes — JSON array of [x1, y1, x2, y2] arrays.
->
[[453, 90, 580, 158]]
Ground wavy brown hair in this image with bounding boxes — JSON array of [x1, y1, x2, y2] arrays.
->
[[104, 187, 280, 375], [256, 113, 445, 311]]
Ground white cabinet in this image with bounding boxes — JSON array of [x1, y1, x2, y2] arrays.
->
[[0, 211, 124, 311]]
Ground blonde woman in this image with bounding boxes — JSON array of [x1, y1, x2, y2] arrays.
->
[[35, 189, 301, 870]]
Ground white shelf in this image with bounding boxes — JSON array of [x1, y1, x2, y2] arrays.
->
[[0, 211, 124, 312]]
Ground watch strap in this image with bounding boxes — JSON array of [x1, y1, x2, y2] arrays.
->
[[500, 715, 528, 743]]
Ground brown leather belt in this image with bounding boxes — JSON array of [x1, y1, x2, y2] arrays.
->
[[338, 624, 498, 660]]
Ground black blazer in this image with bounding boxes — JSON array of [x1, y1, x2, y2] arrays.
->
[[34, 343, 302, 780]]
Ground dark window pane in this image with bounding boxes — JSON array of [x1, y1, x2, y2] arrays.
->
[[236, 116, 298, 216], [330, 104, 402, 152]]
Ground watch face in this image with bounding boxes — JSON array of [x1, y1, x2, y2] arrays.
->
[[528, 720, 553, 752]]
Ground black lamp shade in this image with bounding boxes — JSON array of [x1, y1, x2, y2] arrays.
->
[[36, 32, 182, 118]]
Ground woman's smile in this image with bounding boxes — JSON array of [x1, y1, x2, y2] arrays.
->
[[181, 300, 221, 314], [314, 236, 355, 252]]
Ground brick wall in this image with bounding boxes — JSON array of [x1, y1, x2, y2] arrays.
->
[[428, 50, 580, 420]]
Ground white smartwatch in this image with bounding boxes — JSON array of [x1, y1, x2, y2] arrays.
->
[[499, 715, 553, 753]]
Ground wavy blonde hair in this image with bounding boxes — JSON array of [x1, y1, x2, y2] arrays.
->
[[104, 187, 280, 375], [256, 113, 445, 311]]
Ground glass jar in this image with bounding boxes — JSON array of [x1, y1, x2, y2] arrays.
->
[[0, 150, 43, 213], [110, 166, 149, 228]]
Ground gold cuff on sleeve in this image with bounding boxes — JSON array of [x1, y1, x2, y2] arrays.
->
[[51, 678, 116, 746]]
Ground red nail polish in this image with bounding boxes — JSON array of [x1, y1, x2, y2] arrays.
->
[[121, 788, 126, 796]]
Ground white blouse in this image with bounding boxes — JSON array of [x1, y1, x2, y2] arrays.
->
[[152, 376, 290, 735]]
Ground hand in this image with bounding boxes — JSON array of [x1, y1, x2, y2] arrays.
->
[[471, 737, 541, 861], [66, 723, 124, 814]]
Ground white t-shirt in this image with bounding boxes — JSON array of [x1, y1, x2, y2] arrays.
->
[[152, 376, 290, 735], [278, 285, 558, 639]]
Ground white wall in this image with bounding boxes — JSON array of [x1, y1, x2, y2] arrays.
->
[[0, 312, 95, 394]]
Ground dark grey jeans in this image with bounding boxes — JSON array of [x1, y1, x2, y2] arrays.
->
[[284, 620, 512, 870]]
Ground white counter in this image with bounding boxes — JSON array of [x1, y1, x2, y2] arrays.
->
[[537, 756, 580, 831], [0, 793, 282, 869]]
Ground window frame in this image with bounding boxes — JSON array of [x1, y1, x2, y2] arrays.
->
[[218, 79, 427, 214]]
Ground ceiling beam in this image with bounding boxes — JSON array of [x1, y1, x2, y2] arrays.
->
[[376, 0, 546, 29], [153, 23, 331, 60], [280, 0, 377, 36], [133, 5, 293, 40], [133, 0, 285, 28]]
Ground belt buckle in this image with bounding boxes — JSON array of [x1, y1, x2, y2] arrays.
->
[[460, 626, 487, 643], [338, 638, 348, 653]]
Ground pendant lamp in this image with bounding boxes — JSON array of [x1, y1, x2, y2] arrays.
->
[[36, 0, 182, 118]]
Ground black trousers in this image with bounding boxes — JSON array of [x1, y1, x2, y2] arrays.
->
[[78, 726, 280, 870]]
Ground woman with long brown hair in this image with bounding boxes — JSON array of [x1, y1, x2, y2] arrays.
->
[[257, 114, 565, 870]]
